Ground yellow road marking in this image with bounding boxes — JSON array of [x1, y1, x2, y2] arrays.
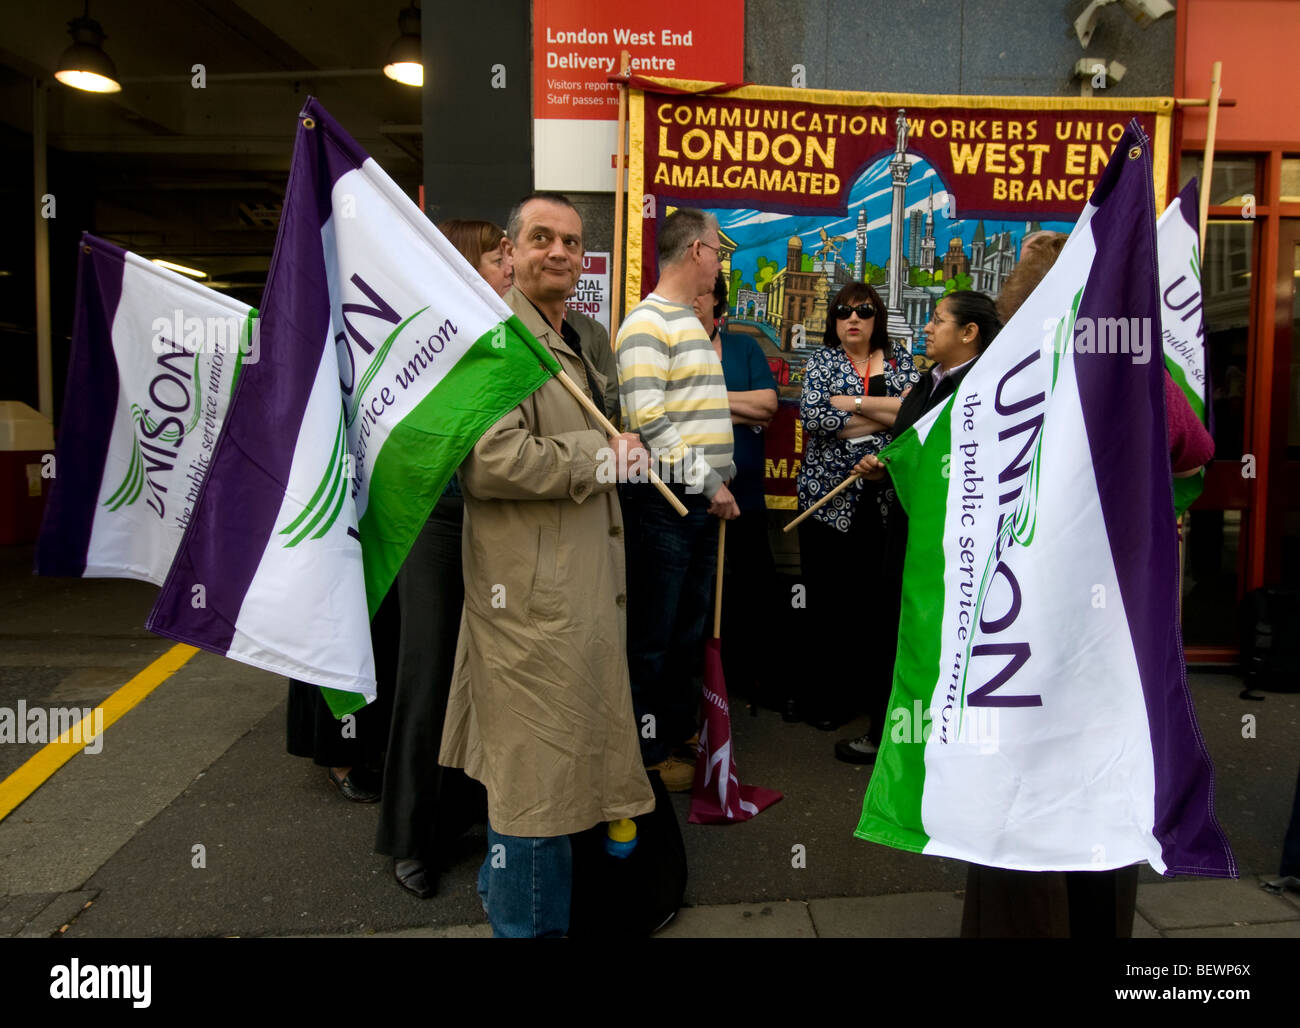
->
[[0, 643, 199, 823]]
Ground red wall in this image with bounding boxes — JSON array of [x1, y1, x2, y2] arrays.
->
[[1181, 0, 1300, 145]]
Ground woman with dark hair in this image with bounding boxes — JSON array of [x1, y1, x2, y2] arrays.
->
[[374, 219, 507, 897], [840, 290, 1001, 763], [795, 281, 919, 732], [438, 219, 513, 297]]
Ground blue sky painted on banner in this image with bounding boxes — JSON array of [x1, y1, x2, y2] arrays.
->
[[709, 153, 1074, 287]]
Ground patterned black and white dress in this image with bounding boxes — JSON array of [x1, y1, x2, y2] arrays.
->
[[796, 340, 920, 533]]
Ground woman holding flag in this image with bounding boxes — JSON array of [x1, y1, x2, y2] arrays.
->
[[795, 282, 918, 735], [375, 220, 511, 900], [845, 291, 1001, 765]]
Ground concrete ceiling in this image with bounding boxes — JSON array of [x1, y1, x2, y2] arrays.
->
[[0, 0, 426, 297]]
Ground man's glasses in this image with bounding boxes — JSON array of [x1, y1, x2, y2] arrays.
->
[[696, 240, 720, 257], [833, 303, 877, 320]]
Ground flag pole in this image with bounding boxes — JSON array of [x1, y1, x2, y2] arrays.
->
[[610, 51, 631, 339], [713, 519, 726, 639], [1196, 61, 1222, 252], [1186, 60, 1222, 618], [783, 471, 861, 532], [550, 366, 688, 516]]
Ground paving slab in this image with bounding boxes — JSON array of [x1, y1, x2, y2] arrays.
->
[[0, 892, 56, 937], [1132, 911, 1161, 938], [1164, 921, 1300, 938], [1136, 878, 1300, 930], [655, 900, 816, 938], [15, 888, 98, 938], [0, 653, 286, 894], [809, 891, 963, 937]]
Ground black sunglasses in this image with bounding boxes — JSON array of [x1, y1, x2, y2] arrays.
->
[[833, 303, 877, 321]]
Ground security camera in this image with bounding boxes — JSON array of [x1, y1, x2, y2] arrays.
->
[[1119, 0, 1175, 25], [1075, 0, 1111, 47], [1074, 58, 1127, 88], [1076, 0, 1175, 48]]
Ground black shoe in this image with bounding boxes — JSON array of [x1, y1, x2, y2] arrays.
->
[[327, 767, 380, 803], [394, 858, 435, 899], [834, 733, 879, 764]]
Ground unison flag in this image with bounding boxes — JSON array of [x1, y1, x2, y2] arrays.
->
[[36, 234, 253, 584], [147, 99, 558, 709], [856, 123, 1235, 876], [1158, 179, 1213, 515]]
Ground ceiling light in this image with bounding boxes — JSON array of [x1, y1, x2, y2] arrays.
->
[[383, 5, 423, 87], [151, 259, 207, 279], [54, 4, 122, 94]]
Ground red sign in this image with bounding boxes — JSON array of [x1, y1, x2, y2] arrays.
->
[[532, 0, 742, 121]]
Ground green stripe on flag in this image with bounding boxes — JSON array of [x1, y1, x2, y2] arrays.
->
[[355, 318, 555, 615], [321, 686, 367, 719], [854, 400, 957, 852], [231, 307, 255, 397]]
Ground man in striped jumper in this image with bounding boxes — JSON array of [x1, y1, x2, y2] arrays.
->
[[616, 208, 739, 791]]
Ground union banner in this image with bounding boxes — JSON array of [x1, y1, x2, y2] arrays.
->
[[623, 79, 1173, 508]]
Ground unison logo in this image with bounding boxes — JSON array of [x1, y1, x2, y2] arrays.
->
[[50, 960, 150, 1008]]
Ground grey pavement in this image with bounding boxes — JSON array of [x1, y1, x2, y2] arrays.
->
[[1, 541, 1298, 939]]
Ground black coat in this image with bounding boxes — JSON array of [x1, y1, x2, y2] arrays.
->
[[881, 361, 978, 633]]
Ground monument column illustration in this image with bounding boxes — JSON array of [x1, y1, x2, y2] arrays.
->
[[885, 109, 914, 348], [854, 206, 867, 282]]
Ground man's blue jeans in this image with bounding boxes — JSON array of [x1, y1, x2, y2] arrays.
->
[[623, 482, 717, 765], [478, 823, 572, 938]]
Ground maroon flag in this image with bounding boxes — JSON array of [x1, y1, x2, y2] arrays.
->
[[687, 638, 782, 824]]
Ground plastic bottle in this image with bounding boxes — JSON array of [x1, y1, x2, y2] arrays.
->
[[605, 818, 638, 859]]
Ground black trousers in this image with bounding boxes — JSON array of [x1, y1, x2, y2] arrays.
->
[[796, 489, 891, 732], [719, 508, 782, 707], [960, 865, 1140, 938], [374, 493, 485, 867]]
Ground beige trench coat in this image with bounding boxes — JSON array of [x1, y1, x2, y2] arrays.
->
[[439, 286, 655, 837]]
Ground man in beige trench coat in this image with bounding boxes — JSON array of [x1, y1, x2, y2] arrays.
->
[[440, 192, 655, 937]]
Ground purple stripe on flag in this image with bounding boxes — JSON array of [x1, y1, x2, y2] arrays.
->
[[35, 234, 124, 576], [147, 100, 373, 655], [1177, 178, 1199, 234], [1074, 124, 1234, 877]]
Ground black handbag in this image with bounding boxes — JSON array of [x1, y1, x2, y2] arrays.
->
[[567, 770, 688, 936]]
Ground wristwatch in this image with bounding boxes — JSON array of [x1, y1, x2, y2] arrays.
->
[[854, 396, 863, 415]]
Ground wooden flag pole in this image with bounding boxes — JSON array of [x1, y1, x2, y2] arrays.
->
[[610, 50, 631, 337], [713, 519, 726, 639], [1184, 60, 1223, 618], [551, 367, 688, 516], [1197, 60, 1223, 252], [783, 472, 862, 533]]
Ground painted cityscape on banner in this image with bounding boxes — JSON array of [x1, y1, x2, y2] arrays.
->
[[696, 114, 1072, 395]]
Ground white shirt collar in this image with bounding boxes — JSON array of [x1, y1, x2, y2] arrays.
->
[[931, 355, 975, 387]]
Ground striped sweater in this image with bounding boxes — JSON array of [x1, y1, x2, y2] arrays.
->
[[615, 294, 736, 498]]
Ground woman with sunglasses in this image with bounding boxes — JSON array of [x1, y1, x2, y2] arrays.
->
[[795, 281, 919, 733]]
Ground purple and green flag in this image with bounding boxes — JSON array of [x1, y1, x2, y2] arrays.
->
[[146, 99, 558, 712], [857, 123, 1235, 876], [36, 234, 253, 584]]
